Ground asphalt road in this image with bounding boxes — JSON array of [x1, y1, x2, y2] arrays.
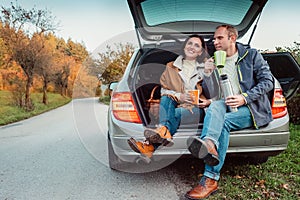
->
[[0, 98, 203, 200]]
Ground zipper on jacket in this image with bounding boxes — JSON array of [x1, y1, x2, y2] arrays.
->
[[236, 50, 259, 129]]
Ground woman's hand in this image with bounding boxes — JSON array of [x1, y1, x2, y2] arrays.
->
[[198, 98, 211, 108], [179, 93, 193, 104]]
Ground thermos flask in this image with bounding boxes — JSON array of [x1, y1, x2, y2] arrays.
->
[[220, 74, 238, 112]]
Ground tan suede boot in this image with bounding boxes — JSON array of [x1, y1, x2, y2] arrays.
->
[[185, 176, 218, 199], [144, 125, 174, 146], [127, 137, 155, 158]]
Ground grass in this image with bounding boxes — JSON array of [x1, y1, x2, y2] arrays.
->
[[99, 95, 111, 105], [0, 90, 71, 126], [203, 124, 300, 200]]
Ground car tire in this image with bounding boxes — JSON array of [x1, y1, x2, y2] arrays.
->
[[227, 154, 269, 165], [248, 156, 269, 164]]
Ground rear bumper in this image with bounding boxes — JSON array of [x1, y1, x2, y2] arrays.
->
[[110, 130, 289, 163], [108, 111, 290, 163]]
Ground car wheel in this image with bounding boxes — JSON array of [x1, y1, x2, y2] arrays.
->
[[248, 156, 269, 164], [227, 154, 269, 165]]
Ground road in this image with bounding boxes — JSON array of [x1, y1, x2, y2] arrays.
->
[[0, 98, 203, 200]]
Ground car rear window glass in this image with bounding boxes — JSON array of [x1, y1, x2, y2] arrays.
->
[[141, 0, 252, 26]]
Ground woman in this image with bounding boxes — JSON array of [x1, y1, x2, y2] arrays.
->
[[128, 35, 212, 160]]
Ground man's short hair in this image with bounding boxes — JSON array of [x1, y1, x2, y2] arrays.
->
[[216, 24, 238, 38]]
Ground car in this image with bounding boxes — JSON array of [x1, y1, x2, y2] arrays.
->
[[107, 0, 300, 172]]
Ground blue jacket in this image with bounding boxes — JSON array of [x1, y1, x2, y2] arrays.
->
[[203, 43, 274, 128]]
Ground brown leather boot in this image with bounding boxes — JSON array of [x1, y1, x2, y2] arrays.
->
[[144, 125, 174, 146], [187, 137, 220, 166], [185, 176, 218, 199], [127, 138, 155, 159]]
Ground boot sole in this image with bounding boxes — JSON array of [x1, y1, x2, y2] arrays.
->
[[187, 137, 208, 158], [187, 137, 220, 166], [144, 129, 174, 147], [127, 138, 140, 153], [127, 138, 152, 163], [203, 153, 220, 166]]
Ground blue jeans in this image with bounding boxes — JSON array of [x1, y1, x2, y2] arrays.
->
[[159, 96, 205, 135], [201, 100, 253, 181]]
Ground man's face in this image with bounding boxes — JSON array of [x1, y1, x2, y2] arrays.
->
[[213, 27, 232, 51]]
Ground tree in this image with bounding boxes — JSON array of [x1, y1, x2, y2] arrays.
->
[[1, 1, 58, 110], [66, 39, 89, 63], [55, 56, 74, 97], [0, 30, 9, 67], [97, 43, 135, 85], [34, 33, 58, 104]]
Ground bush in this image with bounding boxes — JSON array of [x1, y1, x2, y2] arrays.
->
[[287, 90, 300, 124], [99, 96, 110, 105]]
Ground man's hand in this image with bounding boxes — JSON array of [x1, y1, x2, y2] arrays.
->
[[204, 57, 216, 74], [225, 94, 246, 108]]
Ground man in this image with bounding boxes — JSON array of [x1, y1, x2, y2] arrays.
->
[[185, 25, 274, 199]]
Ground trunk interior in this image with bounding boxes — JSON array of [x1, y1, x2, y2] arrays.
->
[[132, 42, 213, 131], [131, 42, 288, 133]]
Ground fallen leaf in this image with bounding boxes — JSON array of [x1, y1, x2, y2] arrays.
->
[[234, 175, 243, 179], [255, 180, 266, 188], [281, 183, 290, 191]]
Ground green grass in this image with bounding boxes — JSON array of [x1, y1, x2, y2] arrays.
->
[[0, 90, 71, 126], [99, 95, 110, 105], [206, 124, 300, 200]]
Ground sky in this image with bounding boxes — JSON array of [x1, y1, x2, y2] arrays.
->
[[1, 0, 300, 54]]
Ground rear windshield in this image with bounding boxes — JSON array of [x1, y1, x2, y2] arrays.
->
[[141, 0, 252, 26]]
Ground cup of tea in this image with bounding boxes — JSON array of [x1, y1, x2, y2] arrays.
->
[[188, 90, 199, 105], [214, 50, 226, 68]]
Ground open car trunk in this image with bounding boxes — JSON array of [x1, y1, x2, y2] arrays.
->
[[131, 42, 300, 133]]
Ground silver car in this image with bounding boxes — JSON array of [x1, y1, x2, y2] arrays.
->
[[107, 0, 300, 172]]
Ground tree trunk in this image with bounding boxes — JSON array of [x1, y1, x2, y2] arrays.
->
[[25, 76, 33, 110], [42, 78, 48, 105]]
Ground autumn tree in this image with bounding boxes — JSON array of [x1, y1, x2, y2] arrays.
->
[[33, 33, 59, 104], [0, 1, 58, 110], [0, 25, 9, 67], [97, 43, 135, 85], [55, 56, 74, 97], [66, 39, 89, 63]]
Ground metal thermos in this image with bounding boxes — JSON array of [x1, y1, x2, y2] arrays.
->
[[220, 74, 238, 112]]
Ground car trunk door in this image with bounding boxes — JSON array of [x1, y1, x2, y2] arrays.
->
[[262, 52, 300, 99], [127, 0, 268, 44]]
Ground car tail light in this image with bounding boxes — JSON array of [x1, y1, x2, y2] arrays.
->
[[271, 88, 287, 118], [111, 92, 142, 123]]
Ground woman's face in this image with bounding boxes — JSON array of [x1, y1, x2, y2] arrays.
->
[[184, 37, 203, 61]]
